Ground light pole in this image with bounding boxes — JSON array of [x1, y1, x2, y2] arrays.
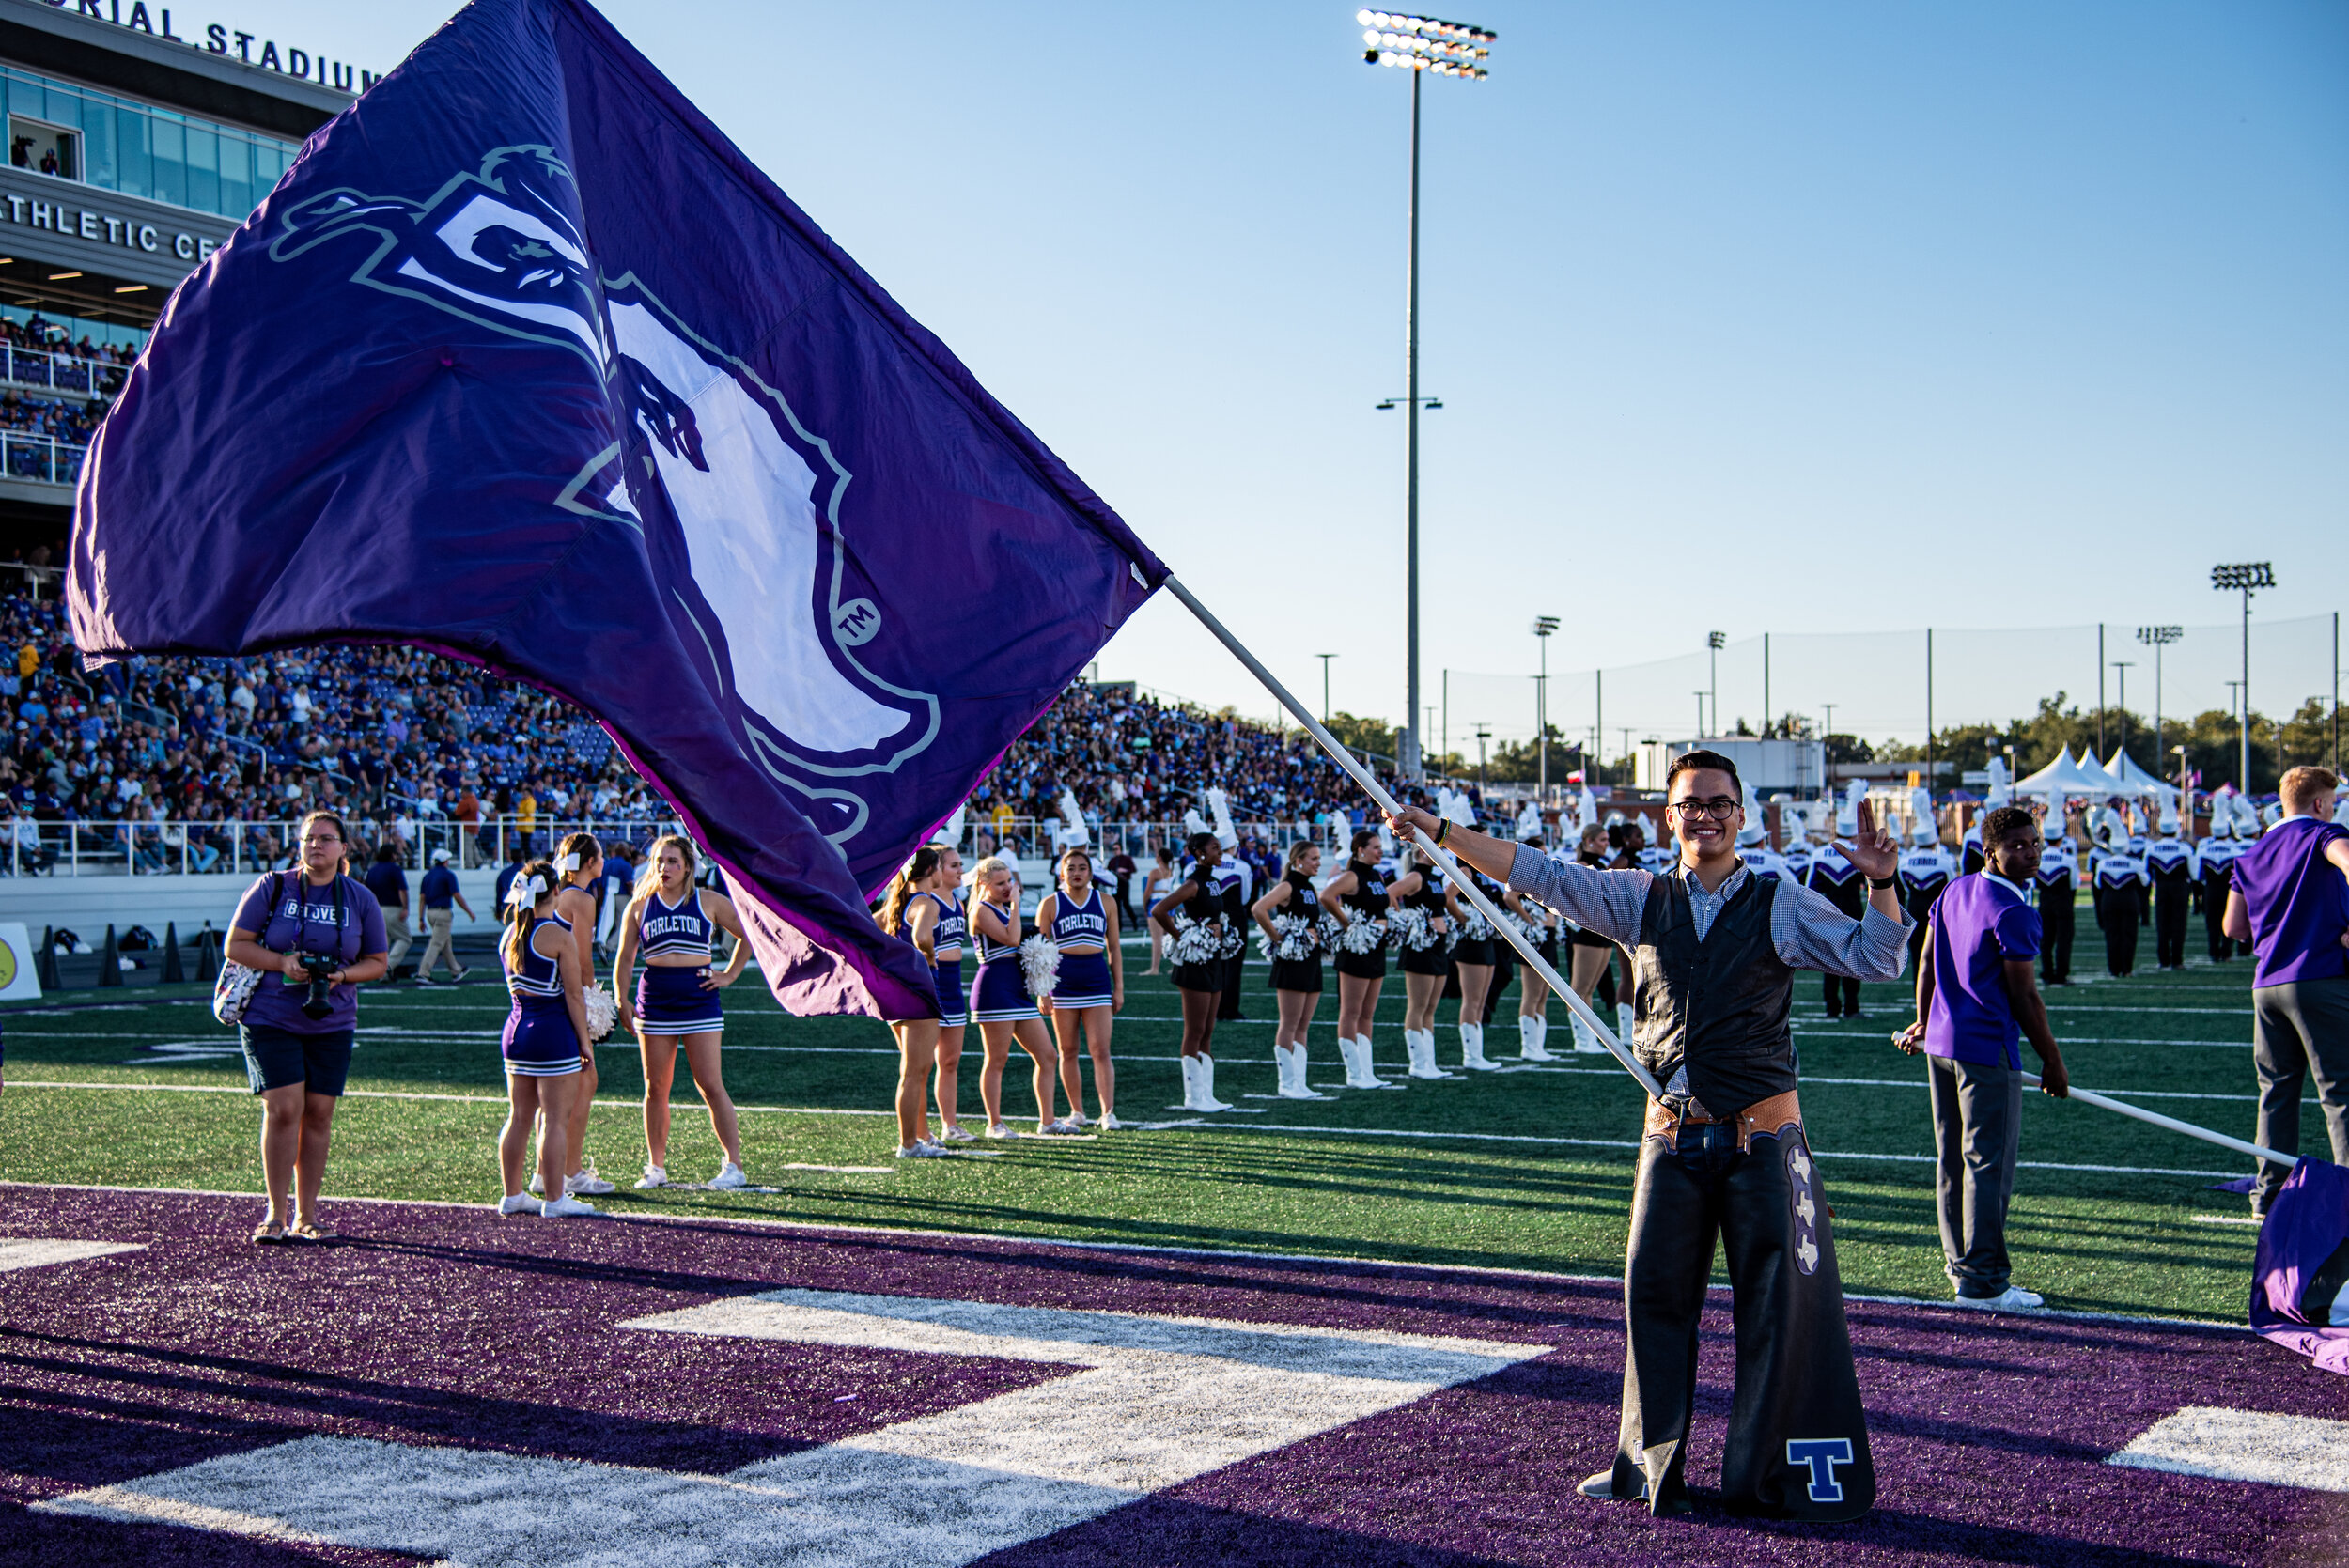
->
[[1315, 654, 1337, 723], [2137, 625, 2181, 780], [1692, 691, 1706, 738], [1360, 8, 1493, 780], [1474, 724, 1490, 793], [2225, 679, 2244, 790], [1532, 614, 1558, 796], [2212, 563, 2274, 797], [1705, 629, 1725, 737], [2110, 660, 2135, 764]]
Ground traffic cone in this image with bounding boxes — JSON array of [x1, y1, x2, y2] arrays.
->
[[98, 924, 122, 986], [36, 925, 60, 991], [162, 922, 185, 984]]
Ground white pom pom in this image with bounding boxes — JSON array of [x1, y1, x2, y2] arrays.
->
[[583, 983, 617, 1041], [1019, 934, 1062, 999]]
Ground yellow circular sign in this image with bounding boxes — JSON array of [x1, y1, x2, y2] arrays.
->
[[0, 939, 17, 992]]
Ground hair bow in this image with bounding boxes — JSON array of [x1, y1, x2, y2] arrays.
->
[[553, 852, 582, 875], [504, 873, 547, 908]]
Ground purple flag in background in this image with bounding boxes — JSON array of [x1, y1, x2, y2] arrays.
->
[[67, 0, 1163, 1018], [2248, 1158, 2349, 1376]]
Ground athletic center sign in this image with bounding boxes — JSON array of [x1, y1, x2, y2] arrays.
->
[[0, 165, 236, 289]]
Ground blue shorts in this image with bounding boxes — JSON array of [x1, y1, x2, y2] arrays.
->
[[503, 995, 582, 1077], [970, 956, 1036, 1022], [241, 1024, 354, 1096], [635, 963, 724, 1035], [1054, 950, 1113, 1008], [933, 954, 967, 1028]]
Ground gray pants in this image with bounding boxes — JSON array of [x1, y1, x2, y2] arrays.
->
[[382, 908, 412, 971], [2250, 975, 2349, 1211], [1926, 1054, 2022, 1297]]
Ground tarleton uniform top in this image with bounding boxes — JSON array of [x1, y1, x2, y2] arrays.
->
[[2034, 841, 2078, 893], [1503, 849, 1911, 1115], [2146, 836, 2193, 886], [1807, 845, 1867, 919], [1898, 846, 1958, 925], [2192, 837, 2237, 883], [2093, 847, 2148, 894]]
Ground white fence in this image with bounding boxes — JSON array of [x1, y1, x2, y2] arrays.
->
[[0, 343, 122, 397], [0, 430, 87, 486]]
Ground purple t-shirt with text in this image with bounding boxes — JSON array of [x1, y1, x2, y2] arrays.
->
[[2231, 816, 2349, 989], [231, 871, 389, 1034], [1924, 872, 2042, 1069]]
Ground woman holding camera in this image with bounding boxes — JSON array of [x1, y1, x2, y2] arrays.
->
[[226, 809, 389, 1244]]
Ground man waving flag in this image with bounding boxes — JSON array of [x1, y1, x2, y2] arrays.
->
[[67, 0, 1162, 1018]]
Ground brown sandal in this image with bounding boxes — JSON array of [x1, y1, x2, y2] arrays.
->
[[251, 1219, 288, 1245], [284, 1220, 335, 1243]]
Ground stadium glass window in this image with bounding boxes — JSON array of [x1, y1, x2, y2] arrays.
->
[[8, 116, 78, 180], [0, 68, 298, 222]]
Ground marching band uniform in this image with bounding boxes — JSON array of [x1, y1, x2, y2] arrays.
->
[[2146, 814, 2193, 971], [2197, 815, 2238, 961], [1507, 847, 1908, 1522], [1897, 794, 1957, 976], [1809, 842, 1867, 1019], [2092, 826, 2150, 978], [2033, 814, 2079, 986]]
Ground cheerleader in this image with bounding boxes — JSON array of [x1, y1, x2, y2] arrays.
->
[[1385, 845, 1458, 1080], [1149, 832, 1243, 1112], [1317, 827, 1400, 1088], [496, 860, 597, 1218], [968, 856, 1072, 1135], [532, 832, 614, 1198], [1036, 846, 1125, 1129], [878, 848, 951, 1157], [1563, 823, 1620, 1053], [612, 834, 751, 1189], [1252, 839, 1330, 1099], [1142, 846, 1175, 974], [1445, 866, 1505, 1071]]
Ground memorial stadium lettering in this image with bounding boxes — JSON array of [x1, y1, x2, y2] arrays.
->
[[0, 191, 214, 261], [49, 0, 380, 93]]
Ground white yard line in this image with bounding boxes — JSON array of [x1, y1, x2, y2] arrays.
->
[[0, 1238, 145, 1272], [2108, 1407, 2349, 1492]]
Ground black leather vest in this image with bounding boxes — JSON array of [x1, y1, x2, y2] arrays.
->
[[1630, 871, 1797, 1115]]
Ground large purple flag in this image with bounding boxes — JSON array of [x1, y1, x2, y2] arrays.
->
[[2248, 1158, 2349, 1376], [67, 0, 1162, 1019]]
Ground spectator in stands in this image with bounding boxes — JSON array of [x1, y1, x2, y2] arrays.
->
[[365, 842, 413, 977], [415, 847, 472, 983]]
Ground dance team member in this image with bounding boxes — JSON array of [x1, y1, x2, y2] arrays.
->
[[1320, 827, 1398, 1089], [1036, 846, 1125, 1128], [969, 855, 1072, 1136], [1386, 845, 1457, 1080], [878, 848, 951, 1157], [495, 860, 598, 1218], [612, 834, 751, 1188], [1151, 832, 1241, 1112], [1509, 865, 1563, 1062], [1446, 863, 1505, 1071], [1252, 838, 1330, 1099], [1389, 750, 1908, 1521], [1563, 822, 1621, 1053], [2223, 766, 2349, 1219]]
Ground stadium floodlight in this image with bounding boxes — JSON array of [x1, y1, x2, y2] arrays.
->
[[2212, 564, 2273, 793], [1360, 11, 1495, 781], [1705, 630, 1725, 737], [1532, 617, 1559, 794], [2138, 625, 2182, 770]]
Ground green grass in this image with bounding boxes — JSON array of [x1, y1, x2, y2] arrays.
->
[[0, 914, 2283, 1321]]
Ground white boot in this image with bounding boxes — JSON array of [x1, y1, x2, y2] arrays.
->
[[1354, 1034, 1398, 1088], [1460, 1022, 1501, 1071], [1278, 1042, 1326, 1100], [1405, 1028, 1449, 1079], [1335, 1035, 1361, 1085], [1197, 1053, 1233, 1111], [1572, 1012, 1609, 1053], [1272, 1042, 1297, 1096], [1518, 1014, 1557, 1062], [1181, 1054, 1221, 1111]]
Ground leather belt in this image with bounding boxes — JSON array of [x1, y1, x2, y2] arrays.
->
[[1643, 1089, 1802, 1153]]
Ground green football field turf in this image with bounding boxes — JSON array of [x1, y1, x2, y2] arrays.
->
[[0, 909, 2295, 1322]]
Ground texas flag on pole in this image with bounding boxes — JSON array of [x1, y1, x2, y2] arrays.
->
[[66, 0, 1164, 1019]]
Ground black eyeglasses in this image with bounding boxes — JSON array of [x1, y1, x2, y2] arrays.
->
[[1668, 798, 1739, 820]]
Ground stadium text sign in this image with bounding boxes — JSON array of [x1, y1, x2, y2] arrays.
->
[[0, 189, 213, 262], [54, 1, 380, 92]]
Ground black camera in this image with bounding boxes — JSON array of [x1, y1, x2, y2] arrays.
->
[[299, 954, 341, 1019]]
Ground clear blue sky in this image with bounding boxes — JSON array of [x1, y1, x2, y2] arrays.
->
[[215, 1, 2349, 751]]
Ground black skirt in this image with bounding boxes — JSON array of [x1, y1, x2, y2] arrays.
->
[[1452, 937, 1498, 967], [1399, 943, 1449, 977], [1333, 950, 1387, 981], [1570, 926, 1614, 951], [1172, 959, 1224, 993], [1269, 956, 1325, 994]]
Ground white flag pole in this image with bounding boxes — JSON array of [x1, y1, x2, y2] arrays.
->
[[1163, 573, 1667, 1101], [2020, 1072, 2297, 1169]]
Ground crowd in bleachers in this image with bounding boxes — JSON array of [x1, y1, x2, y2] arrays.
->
[[0, 311, 127, 483]]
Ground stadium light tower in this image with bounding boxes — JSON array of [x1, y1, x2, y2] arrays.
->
[[2110, 661, 2135, 760], [1315, 653, 1337, 723], [1705, 629, 1725, 737], [1359, 8, 1494, 781], [2137, 625, 2182, 781], [1532, 614, 1558, 795], [2212, 563, 2274, 797]]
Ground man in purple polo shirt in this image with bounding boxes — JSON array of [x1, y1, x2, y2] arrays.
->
[[2223, 766, 2349, 1219], [1896, 805, 2071, 1311]]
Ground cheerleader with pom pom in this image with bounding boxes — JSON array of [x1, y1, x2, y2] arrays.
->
[[968, 857, 1074, 1137], [1506, 874, 1563, 1061], [1384, 845, 1458, 1079], [1317, 827, 1401, 1088], [539, 832, 616, 1197], [1446, 867, 1506, 1071], [1035, 845, 1125, 1129], [1251, 839, 1331, 1099], [878, 846, 960, 1157], [1150, 831, 1243, 1111]]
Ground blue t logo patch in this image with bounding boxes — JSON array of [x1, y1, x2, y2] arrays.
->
[[1786, 1437, 1856, 1502]]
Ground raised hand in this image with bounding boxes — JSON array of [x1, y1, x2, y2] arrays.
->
[[1383, 805, 1441, 842], [1838, 799, 1900, 883]]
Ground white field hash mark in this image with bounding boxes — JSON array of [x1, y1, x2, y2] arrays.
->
[[2108, 1407, 2349, 1493], [37, 1288, 1548, 1567], [0, 1238, 145, 1272]]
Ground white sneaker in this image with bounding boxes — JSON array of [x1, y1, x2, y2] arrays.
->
[[566, 1170, 616, 1197], [709, 1161, 749, 1190], [940, 1125, 977, 1143], [634, 1165, 669, 1189], [526, 1172, 545, 1195], [985, 1123, 1020, 1139], [496, 1193, 533, 1216], [1039, 1119, 1084, 1137], [1097, 1112, 1128, 1130], [895, 1141, 952, 1158], [1952, 1285, 2045, 1312], [539, 1194, 599, 1218]]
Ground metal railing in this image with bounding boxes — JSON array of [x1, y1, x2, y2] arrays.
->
[[0, 344, 123, 396], [0, 814, 691, 879], [0, 431, 88, 487]]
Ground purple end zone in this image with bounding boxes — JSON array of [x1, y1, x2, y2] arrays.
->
[[2, 1184, 2345, 1567]]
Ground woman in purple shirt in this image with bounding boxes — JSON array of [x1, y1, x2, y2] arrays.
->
[[226, 810, 389, 1244], [2222, 766, 2349, 1218]]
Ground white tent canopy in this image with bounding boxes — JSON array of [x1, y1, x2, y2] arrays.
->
[[2014, 746, 2101, 798], [2104, 750, 2170, 798], [2071, 749, 2142, 799]]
